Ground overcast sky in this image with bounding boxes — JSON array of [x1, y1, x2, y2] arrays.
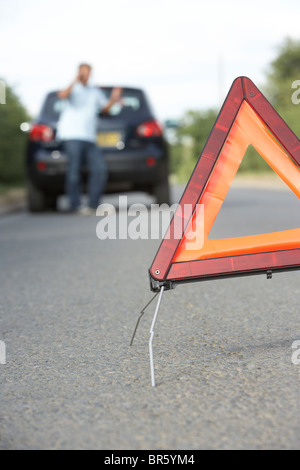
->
[[1, 0, 300, 120]]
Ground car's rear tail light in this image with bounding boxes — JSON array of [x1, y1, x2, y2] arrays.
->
[[37, 161, 47, 171], [30, 124, 54, 142], [146, 157, 156, 167], [136, 120, 163, 138]]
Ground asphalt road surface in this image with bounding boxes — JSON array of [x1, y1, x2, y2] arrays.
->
[[0, 185, 300, 450]]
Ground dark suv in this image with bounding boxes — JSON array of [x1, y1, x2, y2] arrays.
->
[[25, 86, 170, 212]]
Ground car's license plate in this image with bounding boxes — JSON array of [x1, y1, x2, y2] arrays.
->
[[97, 131, 122, 147]]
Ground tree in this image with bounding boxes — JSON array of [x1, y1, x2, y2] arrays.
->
[[265, 37, 300, 108], [264, 37, 300, 140], [0, 81, 31, 185], [169, 109, 218, 182]]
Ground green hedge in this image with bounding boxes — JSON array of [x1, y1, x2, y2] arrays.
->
[[0, 82, 31, 185]]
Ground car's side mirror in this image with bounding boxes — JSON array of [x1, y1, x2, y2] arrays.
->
[[164, 119, 181, 129]]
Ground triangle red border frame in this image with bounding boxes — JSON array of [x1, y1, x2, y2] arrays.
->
[[149, 76, 300, 292]]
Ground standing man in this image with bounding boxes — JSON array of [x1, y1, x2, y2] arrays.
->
[[57, 63, 122, 214]]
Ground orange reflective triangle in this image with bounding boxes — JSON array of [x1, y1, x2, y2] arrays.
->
[[149, 77, 300, 291]]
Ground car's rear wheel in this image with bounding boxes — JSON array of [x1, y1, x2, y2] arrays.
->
[[27, 180, 57, 212], [150, 157, 171, 205], [151, 178, 171, 206]]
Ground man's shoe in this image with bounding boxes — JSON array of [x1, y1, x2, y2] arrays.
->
[[77, 206, 96, 216]]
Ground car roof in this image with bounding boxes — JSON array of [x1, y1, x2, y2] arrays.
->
[[38, 86, 154, 124]]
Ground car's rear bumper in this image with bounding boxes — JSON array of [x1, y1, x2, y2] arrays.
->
[[106, 148, 166, 183], [27, 145, 168, 194]]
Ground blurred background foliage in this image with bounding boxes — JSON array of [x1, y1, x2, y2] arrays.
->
[[0, 83, 31, 189], [1, 37, 300, 189], [169, 37, 300, 182]]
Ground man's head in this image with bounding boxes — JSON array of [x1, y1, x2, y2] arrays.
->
[[78, 63, 92, 85]]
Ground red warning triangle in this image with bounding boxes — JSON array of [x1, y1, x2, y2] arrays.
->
[[149, 76, 300, 291]]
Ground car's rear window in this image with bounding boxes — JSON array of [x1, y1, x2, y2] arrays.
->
[[39, 87, 146, 122]]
